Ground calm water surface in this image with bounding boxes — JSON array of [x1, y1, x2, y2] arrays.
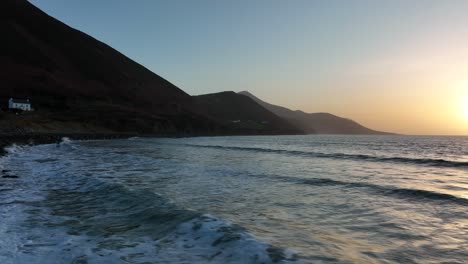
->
[[0, 135, 467, 263]]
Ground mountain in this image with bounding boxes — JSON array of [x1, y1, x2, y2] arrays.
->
[[238, 91, 390, 134], [0, 0, 218, 134], [0, 0, 385, 136], [193, 92, 302, 135]]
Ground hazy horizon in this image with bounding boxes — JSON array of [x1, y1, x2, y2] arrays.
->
[[30, 0, 468, 135]]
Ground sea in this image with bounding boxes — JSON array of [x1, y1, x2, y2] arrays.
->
[[0, 135, 467, 264]]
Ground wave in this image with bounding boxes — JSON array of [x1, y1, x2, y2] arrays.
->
[[183, 144, 468, 168], [298, 177, 468, 206], [44, 179, 200, 238], [4, 143, 25, 155], [235, 170, 468, 206], [60, 137, 73, 144], [53, 137, 79, 150], [154, 214, 299, 263], [31, 175, 297, 263]]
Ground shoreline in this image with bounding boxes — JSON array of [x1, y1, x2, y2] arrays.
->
[[0, 132, 407, 157], [0, 133, 138, 157], [0, 130, 306, 157]]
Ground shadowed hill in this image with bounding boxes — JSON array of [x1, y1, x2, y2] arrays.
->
[[193, 92, 303, 135], [0, 0, 385, 136], [238, 91, 390, 135], [0, 0, 218, 134]]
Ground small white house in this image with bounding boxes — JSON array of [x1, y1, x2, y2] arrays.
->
[[9, 98, 32, 111]]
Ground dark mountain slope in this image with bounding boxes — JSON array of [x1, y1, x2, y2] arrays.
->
[[0, 0, 217, 134], [238, 91, 390, 134], [193, 92, 302, 135]]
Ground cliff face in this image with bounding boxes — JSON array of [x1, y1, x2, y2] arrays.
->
[[238, 91, 390, 135], [0, 0, 217, 134]]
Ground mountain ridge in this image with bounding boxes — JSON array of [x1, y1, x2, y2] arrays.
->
[[1, 0, 391, 136], [193, 91, 303, 135], [1, 0, 214, 134], [1, 0, 298, 136], [238, 91, 391, 135]]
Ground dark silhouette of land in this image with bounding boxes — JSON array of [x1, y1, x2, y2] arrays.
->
[[0, 0, 217, 135], [1, 0, 208, 134], [193, 92, 301, 135], [0, 0, 389, 139], [238, 91, 390, 134]]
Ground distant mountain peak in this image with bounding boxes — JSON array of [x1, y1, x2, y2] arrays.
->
[[238, 90, 254, 96], [238, 91, 260, 100]]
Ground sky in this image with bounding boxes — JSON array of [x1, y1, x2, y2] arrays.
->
[[30, 0, 468, 135]]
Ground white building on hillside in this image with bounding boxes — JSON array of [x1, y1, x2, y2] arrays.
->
[[9, 98, 32, 111]]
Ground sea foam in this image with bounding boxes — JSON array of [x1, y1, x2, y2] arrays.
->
[[4, 143, 24, 155]]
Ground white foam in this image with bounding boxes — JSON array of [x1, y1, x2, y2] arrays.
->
[[4, 143, 24, 155], [0, 149, 52, 264], [0, 211, 299, 264], [0, 142, 301, 264], [56, 137, 80, 151], [150, 214, 299, 263], [60, 137, 73, 144]]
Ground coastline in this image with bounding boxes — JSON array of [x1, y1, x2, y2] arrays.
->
[[0, 131, 295, 157], [0, 133, 137, 157], [0, 132, 399, 157]]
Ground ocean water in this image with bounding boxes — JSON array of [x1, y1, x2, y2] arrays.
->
[[0, 135, 467, 264]]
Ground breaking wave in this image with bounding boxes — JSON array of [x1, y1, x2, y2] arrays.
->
[[3, 143, 25, 155], [60, 137, 73, 144], [0, 161, 298, 264]]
